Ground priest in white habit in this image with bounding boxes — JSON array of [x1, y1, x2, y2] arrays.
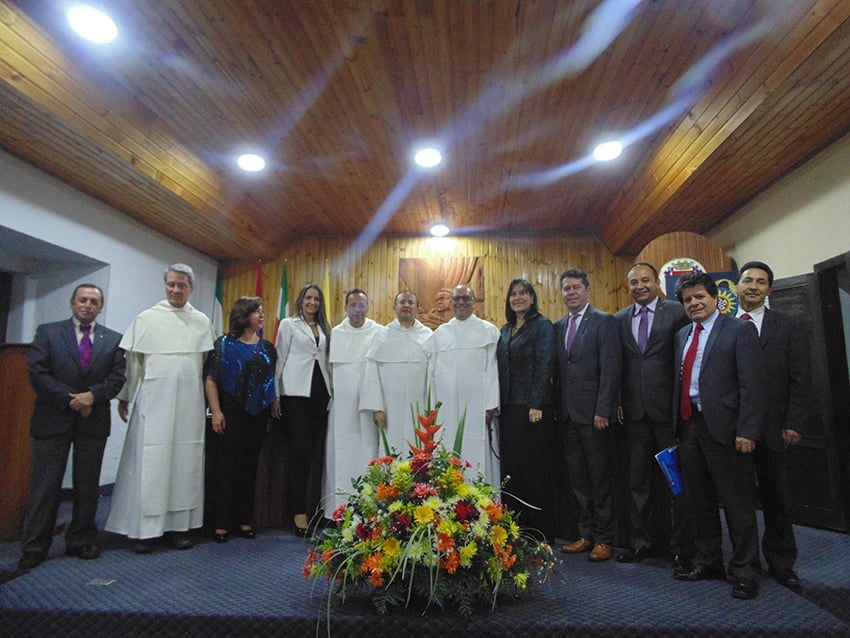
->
[[424, 285, 501, 486], [360, 290, 432, 456], [106, 264, 215, 553], [322, 289, 381, 518]]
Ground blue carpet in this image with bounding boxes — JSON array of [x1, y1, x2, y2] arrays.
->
[[1, 497, 849, 637]]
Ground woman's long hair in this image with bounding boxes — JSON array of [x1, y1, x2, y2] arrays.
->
[[294, 283, 331, 353], [504, 278, 540, 325], [228, 296, 262, 337]]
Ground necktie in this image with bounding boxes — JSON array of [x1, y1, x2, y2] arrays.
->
[[565, 313, 579, 353], [741, 312, 752, 321], [637, 306, 649, 353], [679, 323, 703, 421], [79, 324, 92, 372]]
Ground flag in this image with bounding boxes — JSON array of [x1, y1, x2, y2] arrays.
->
[[323, 259, 331, 325], [274, 261, 289, 343], [212, 268, 224, 337], [255, 261, 264, 338]]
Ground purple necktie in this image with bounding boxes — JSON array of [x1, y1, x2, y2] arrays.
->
[[637, 305, 649, 353], [565, 313, 579, 353], [79, 324, 92, 371]]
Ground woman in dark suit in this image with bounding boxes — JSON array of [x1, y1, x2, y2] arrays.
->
[[274, 284, 332, 536], [496, 279, 556, 540], [205, 296, 279, 543]]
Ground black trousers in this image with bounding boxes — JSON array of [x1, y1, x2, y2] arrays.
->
[[678, 416, 758, 580], [499, 404, 556, 540], [282, 363, 329, 517], [753, 443, 797, 572], [208, 393, 269, 530], [558, 418, 614, 545], [21, 426, 107, 555], [624, 415, 691, 554]]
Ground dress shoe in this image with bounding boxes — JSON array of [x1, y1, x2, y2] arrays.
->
[[770, 568, 801, 590], [133, 539, 155, 554], [239, 529, 256, 539], [170, 532, 193, 550], [589, 543, 612, 562], [18, 552, 46, 571], [213, 532, 229, 544], [732, 578, 759, 600], [293, 526, 309, 538], [66, 544, 101, 559], [561, 538, 592, 554], [672, 553, 693, 575], [674, 562, 727, 582], [617, 546, 651, 563]]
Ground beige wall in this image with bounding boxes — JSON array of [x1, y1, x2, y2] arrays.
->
[[710, 130, 850, 279]]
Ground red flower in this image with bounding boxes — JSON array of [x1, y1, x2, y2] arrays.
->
[[356, 522, 371, 540], [454, 500, 478, 522], [331, 503, 347, 523]]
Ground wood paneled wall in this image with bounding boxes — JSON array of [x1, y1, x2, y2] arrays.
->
[[222, 233, 634, 329]]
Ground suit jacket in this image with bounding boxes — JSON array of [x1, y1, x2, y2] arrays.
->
[[758, 309, 811, 452], [275, 316, 332, 397], [616, 298, 689, 422], [555, 305, 621, 423], [673, 312, 766, 445], [28, 318, 126, 439]]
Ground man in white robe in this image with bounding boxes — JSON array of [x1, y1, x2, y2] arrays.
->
[[323, 289, 380, 517], [424, 285, 501, 486], [360, 291, 432, 456], [106, 264, 215, 552]]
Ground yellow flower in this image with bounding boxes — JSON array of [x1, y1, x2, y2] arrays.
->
[[414, 505, 435, 525], [455, 482, 471, 498], [490, 525, 507, 548], [513, 571, 529, 589], [509, 521, 520, 539], [460, 541, 478, 566], [362, 485, 373, 496], [383, 537, 402, 556], [396, 461, 411, 474], [424, 496, 442, 510]]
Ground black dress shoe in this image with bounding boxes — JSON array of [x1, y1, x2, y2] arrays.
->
[[732, 578, 759, 600], [18, 552, 46, 571], [170, 532, 193, 550], [770, 568, 802, 590], [617, 546, 651, 563], [294, 526, 309, 538], [213, 532, 228, 544], [672, 553, 694, 574], [133, 539, 155, 554], [239, 529, 256, 539], [674, 563, 727, 582], [66, 544, 101, 559]]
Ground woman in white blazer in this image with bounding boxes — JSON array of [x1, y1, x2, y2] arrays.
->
[[275, 283, 332, 535]]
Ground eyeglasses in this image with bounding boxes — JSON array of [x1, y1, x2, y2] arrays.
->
[[451, 295, 473, 302]]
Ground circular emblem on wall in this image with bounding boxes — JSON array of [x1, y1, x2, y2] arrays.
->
[[714, 277, 739, 315]]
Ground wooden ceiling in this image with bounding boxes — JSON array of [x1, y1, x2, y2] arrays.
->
[[1, 0, 849, 262]]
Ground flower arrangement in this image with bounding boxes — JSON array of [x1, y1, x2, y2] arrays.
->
[[303, 403, 556, 616]]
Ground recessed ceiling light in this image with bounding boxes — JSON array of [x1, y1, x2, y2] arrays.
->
[[414, 148, 442, 168], [430, 223, 450, 237], [237, 154, 266, 172], [67, 6, 118, 43], [593, 141, 622, 162]]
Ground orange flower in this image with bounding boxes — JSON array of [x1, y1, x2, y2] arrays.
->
[[485, 503, 503, 523], [440, 549, 461, 574], [322, 548, 335, 563], [369, 569, 385, 587], [376, 482, 399, 500], [437, 532, 454, 551], [362, 552, 384, 574]]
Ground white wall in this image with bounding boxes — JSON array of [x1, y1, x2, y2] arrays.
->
[[710, 130, 850, 279], [0, 150, 219, 485]]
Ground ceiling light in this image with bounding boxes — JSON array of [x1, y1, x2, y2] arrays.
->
[[430, 223, 450, 237], [593, 141, 622, 162], [67, 6, 118, 43], [414, 148, 442, 168], [237, 154, 266, 172]]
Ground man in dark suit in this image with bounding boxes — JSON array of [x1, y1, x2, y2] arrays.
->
[[18, 284, 125, 571], [672, 272, 766, 600], [736, 261, 809, 590], [615, 262, 691, 565], [555, 268, 621, 562]]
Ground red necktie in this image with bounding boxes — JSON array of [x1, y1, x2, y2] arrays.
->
[[679, 323, 703, 421], [79, 324, 92, 372], [741, 313, 752, 321]]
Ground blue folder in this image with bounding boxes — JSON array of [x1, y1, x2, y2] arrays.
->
[[654, 445, 683, 496]]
